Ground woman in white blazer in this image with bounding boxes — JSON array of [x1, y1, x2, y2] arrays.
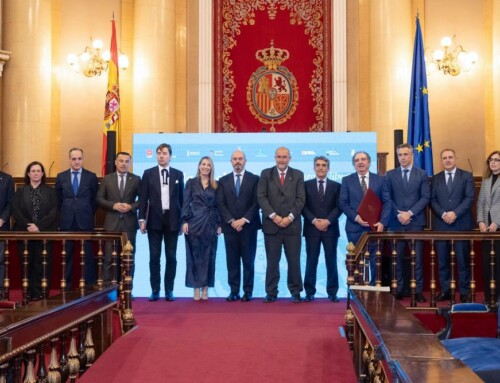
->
[[477, 150, 500, 303]]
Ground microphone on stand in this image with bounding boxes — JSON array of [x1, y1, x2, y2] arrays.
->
[[467, 158, 474, 175], [48, 161, 55, 178]]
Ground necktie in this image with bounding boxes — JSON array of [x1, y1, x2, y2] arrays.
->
[[360, 176, 367, 194], [119, 174, 125, 197], [403, 169, 409, 187], [318, 180, 325, 202], [72, 171, 79, 195], [162, 168, 169, 185], [280, 172, 285, 186], [446, 172, 453, 192], [235, 174, 241, 197]]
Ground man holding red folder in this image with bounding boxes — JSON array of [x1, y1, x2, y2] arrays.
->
[[339, 151, 390, 285]]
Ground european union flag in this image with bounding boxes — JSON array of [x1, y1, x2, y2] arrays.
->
[[408, 16, 433, 176]]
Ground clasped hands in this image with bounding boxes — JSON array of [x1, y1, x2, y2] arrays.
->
[[479, 221, 498, 232], [231, 218, 246, 232], [113, 202, 132, 213], [397, 210, 412, 225], [272, 215, 293, 228]]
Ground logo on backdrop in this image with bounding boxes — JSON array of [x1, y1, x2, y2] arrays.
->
[[247, 41, 299, 132]]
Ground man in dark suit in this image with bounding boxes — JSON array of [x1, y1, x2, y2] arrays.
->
[[339, 151, 390, 285], [217, 150, 261, 302], [302, 156, 341, 302], [257, 146, 305, 303], [97, 152, 141, 283], [55, 147, 99, 287], [431, 149, 474, 303], [383, 143, 430, 303], [0, 170, 14, 297], [139, 143, 184, 302]]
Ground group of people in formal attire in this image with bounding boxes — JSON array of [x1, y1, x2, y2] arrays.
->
[[0, 142, 499, 304]]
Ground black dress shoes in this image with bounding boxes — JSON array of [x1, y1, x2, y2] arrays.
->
[[241, 293, 253, 302], [416, 293, 427, 303], [435, 291, 451, 301], [149, 291, 160, 302], [304, 294, 315, 302], [226, 293, 241, 302], [291, 294, 303, 303], [328, 295, 339, 303], [263, 294, 277, 303], [165, 292, 175, 301], [460, 293, 471, 303]]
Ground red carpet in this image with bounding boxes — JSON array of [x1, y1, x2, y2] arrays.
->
[[79, 298, 356, 382]]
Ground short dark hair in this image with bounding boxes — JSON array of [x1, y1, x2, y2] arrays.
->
[[116, 151, 131, 159], [397, 143, 413, 151], [314, 156, 330, 167], [156, 143, 172, 155], [23, 161, 47, 185]]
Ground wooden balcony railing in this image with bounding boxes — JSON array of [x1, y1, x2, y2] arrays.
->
[[346, 231, 500, 308], [0, 232, 134, 332], [0, 232, 135, 382]]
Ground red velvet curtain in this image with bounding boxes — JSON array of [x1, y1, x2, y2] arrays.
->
[[214, 1, 332, 133]]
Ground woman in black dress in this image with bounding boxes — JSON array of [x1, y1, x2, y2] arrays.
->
[[12, 161, 58, 300], [182, 156, 220, 300]]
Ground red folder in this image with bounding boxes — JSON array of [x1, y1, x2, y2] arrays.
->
[[357, 188, 382, 231]]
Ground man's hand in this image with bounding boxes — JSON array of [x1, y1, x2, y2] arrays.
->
[[314, 219, 330, 232], [277, 216, 292, 228], [0, 218, 4, 228], [373, 222, 384, 232], [114, 202, 132, 213], [231, 218, 246, 232], [355, 215, 370, 227], [442, 211, 457, 225], [397, 211, 412, 225], [139, 221, 147, 234]]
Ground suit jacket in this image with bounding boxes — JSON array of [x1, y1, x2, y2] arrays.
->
[[138, 165, 184, 231], [302, 178, 341, 238], [431, 168, 474, 231], [339, 172, 390, 234], [257, 166, 305, 235], [216, 171, 261, 234], [55, 168, 98, 231], [477, 175, 500, 226], [12, 184, 58, 231], [97, 172, 141, 232], [383, 166, 430, 229], [0, 171, 14, 231]]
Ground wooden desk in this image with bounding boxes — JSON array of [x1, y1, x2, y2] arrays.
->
[[346, 289, 482, 382]]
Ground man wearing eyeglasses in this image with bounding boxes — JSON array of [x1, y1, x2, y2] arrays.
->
[[139, 143, 184, 302], [431, 149, 474, 303]]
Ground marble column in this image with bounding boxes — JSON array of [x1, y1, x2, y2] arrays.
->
[[369, 0, 412, 167], [2, 0, 52, 175], [132, 0, 177, 133]]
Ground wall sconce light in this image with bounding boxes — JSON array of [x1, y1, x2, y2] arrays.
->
[[427, 35, 478, 76], [67, 38, 129, 77]]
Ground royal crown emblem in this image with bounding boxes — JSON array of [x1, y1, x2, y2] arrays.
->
[[247, 41, 299, 131]]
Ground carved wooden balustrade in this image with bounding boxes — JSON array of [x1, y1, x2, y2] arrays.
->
[[0, 232, 135, 382], [346, 231, 500, 308]]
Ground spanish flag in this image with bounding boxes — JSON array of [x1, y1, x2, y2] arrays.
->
[[102, 18, 120, 175]]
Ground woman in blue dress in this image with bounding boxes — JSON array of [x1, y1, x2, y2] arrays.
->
[[182, 156, 221, 300]]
